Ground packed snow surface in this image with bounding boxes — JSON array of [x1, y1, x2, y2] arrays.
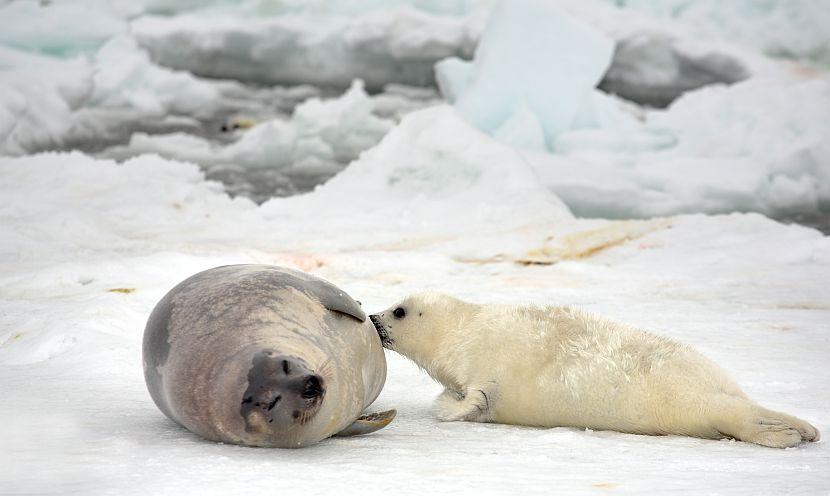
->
[[1, 105, 829, 494]]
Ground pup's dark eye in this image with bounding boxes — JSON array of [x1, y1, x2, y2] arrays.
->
[[392, 307, 406, 319]]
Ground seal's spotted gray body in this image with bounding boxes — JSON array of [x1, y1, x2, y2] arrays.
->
[[143, 264, 393, 448]]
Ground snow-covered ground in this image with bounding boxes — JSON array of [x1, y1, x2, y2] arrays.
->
[[1, 0, 829, 494], [2, 109, 829, 495]]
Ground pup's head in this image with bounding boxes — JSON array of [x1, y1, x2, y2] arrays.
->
[[369, 292, 468, 364]]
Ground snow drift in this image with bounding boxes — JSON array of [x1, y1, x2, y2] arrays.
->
[[260, 105, 570, 234]]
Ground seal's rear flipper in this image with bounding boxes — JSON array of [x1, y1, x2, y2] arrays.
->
[[335, 409, 396, 437]]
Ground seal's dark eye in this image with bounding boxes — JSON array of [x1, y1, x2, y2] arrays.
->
[[392, 307, 406, 319]]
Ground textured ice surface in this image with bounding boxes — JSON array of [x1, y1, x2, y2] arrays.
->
[[0, 0, 786, 161], [0, 46, 90, 156], [131, 2, 488, 89], [90, 36, 220, 119], [0, 39, 224, 155], [532, 77, 830, 220], [0, 0, 128, 57], [2, 0, 828, 220], [594, 0, 830, 67], [100, 80, 392, 169], [98, 81, 439, 202], [448, 0, 615, 148], [1, 143, 828, 494], [599, 32, 751, 108], [1, 11, 389, 158], [0, 34, 423, 187], [127, 0, 757, 107], [259, 105, 570, 240], [432, 1, 830, 221]]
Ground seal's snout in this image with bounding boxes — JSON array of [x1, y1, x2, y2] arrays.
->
[[241, 351, 326, 433], [369, 314, 393, 348]]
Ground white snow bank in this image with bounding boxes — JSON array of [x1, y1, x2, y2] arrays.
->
[[0, 38, 233, 155], [0, 153, 258, 264], [89, 36, 220, 119], [131, 3, 488, 89], [261, 105, 571, 236], [0, 47, 93, 156], [530, 77, 830, 219], [440, 0, 623, 150]]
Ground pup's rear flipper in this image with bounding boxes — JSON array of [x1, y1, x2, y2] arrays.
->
[[710, 395, 820, 448], [335, 409, 397, 437]]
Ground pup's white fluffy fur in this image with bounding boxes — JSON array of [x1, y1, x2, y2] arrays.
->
[[371, 292, 819, 448]]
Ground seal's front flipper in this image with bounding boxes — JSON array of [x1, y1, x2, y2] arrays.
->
[[434, 385, 495, 422], [335, 409, 396, 437]]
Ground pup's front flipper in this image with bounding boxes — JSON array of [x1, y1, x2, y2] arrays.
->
[[334, 409, 397, 436], [434, 385, 495, 422]]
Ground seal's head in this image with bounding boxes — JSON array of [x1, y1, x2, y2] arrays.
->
[[240, 350, 326, 436], [370, 292, 471, 364]]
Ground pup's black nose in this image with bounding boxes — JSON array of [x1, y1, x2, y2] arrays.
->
[[369, 315, 393, 348], [369, 314, 382, 331]]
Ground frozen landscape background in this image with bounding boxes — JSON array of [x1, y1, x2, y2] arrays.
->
[[0, 0, 828, 494]]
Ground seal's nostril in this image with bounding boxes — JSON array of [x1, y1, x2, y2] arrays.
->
[[282, 360, 290, 374], [267, 395, 281, 411], [301, 375, 325, 399]]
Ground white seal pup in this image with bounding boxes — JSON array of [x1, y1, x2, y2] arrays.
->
[[370, 293, 819, 448], [143, 264, 395, 448]]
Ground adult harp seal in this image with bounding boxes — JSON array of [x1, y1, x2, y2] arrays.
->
[[143, 264, 394, 448]]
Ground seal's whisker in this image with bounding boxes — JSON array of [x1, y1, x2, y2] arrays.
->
[[317, 358, 333, 379]]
